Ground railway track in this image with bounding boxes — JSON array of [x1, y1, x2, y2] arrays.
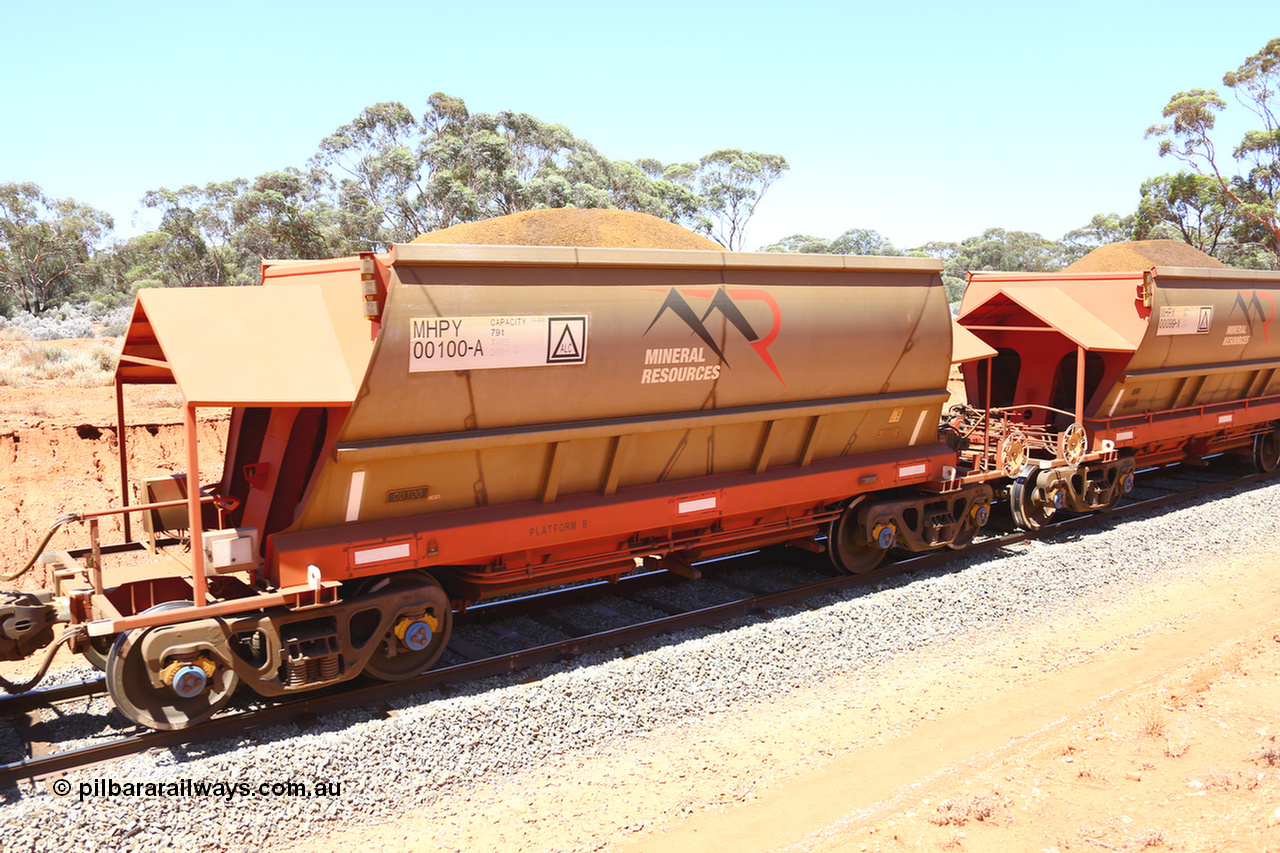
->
[[1, 457, 1268, 789]]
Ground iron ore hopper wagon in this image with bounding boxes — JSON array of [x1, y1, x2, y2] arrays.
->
[[3, 236, 1279, 731], [0, 243, 991, 729], [950, 263, 1280, 528]]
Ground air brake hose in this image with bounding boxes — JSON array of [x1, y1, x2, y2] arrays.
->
[[0, 624, 82, 694], [0, 513, 83, 583]]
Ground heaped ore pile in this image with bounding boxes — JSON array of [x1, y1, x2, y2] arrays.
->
[[1063, 239, 1228, 272], [411, 208, 724, 250]]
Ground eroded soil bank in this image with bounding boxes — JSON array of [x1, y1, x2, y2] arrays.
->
[[0, 373, 227, 589]]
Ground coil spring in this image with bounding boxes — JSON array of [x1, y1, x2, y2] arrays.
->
[[318, 655, 340, 681], [285, 658, 309, 688], [284, 654, 340, 686]]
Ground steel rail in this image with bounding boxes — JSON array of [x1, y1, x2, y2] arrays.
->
[[1, 461, 1268, 788], [0, 679, 104, 717], [0, 568, 689, 722]]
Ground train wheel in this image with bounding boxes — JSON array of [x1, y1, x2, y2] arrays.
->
[[948, 501, 990, 550], [827, 505, 887, 574], [106, 602, 240, 731], [948, 520, 978, 550], [1009, 465, 1058, 531], [361, 572, 452, 682], [1253, 428, 1280, 473]]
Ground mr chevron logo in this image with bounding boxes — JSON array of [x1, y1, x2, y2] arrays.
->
[[642, 287, 784, 385], [1230, 290, 1275, 344]]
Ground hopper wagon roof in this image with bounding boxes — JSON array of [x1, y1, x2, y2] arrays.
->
[[950, 320, 998, 363], [959, 271, 1150, 353], [961, 266, 1280, 357], [259, 256, 365, 288], [115, 279, 374, 407]]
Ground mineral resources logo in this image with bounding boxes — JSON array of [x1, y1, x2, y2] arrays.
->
[[1230, 290, 1275, 344], [642, 286, 784, 385]]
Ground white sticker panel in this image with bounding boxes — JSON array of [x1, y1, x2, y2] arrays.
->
[[409, 315, 587, 373], [352, 543, 412, 566], [1155, 305, 1212, 336], [898, 463, 927, 478], [678, 497, 717, 514]]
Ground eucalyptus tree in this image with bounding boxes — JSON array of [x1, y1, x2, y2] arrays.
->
[[914, 228, 1070, 303], [760, 228, 900, 255], [1132, 173, 1232, 254], [230, 169, 346, 260], [0, 182, 113, 314], [684, 149, 789, 251], [1146, 37, 1280, 258], [140, 181, 255, 287], [1060, 213, 1137, 263], [308, 93, 736, 249]]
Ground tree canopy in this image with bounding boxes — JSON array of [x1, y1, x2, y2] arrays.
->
[[760, 228, 900, 256], [306, 96, 770, 249], [1145, 37, 1280, 259], [0, 182, 113, 315], [74, 93, 788, 302]]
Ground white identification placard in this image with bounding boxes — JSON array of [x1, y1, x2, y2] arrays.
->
[[1155, 305, 1212, 336], [409, 315, 588, 373]]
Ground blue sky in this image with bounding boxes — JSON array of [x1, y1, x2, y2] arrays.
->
[[2, 0, 1274, 250]]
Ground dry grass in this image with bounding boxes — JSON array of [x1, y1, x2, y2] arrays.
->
[[1249, 736, 1280, 766], [1136, 704, 1168, 739], [1201, 767, 1260, 791], [0, 343, 115, 388], [1074, 821, 1167, 851], [927, 791, 1001, 826], [1130, 827, 1167, 850], [125, 386, 185, 409]]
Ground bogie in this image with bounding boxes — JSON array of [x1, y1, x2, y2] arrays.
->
[[829, 483, 994, 573], [106, 602, 240, 731]]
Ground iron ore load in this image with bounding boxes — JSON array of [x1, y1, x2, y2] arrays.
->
[[1, 215, 1278, 731]]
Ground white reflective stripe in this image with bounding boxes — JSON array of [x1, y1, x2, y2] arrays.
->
[[1218, 413, 1233, 424], [1108, 390, 1123, 417], [678, 497, 717, 514], [1116, 430, 1134, 441], [898, 463, 927, 478], [353, 543, 412, 566], [909, 410, 926, 445], [86, 619, 114, 637], [345, 471, 366, 523]]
